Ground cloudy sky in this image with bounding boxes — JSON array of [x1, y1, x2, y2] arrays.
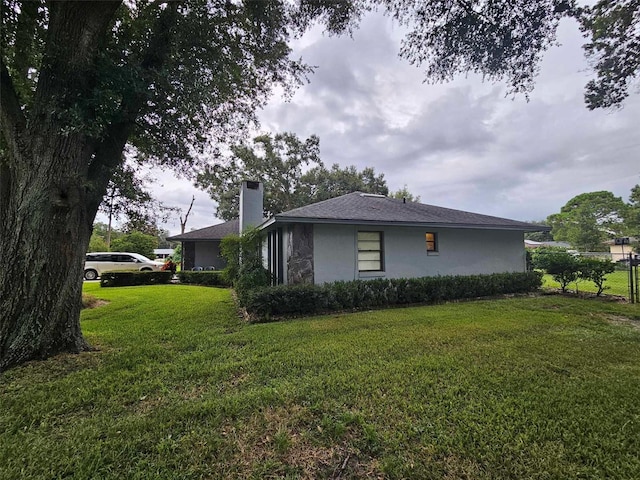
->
[[140, 11, 640, 236]]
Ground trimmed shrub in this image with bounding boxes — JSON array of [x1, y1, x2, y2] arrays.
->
[[533, 247, 617, 295], [220, 234, 241, 285], [531, 248, 580, 292], [220, 227, 266, 289], [236, 264, 271, 291], [241, 271, 543, 321], [578, 257, 616, 296], [100, 271, 173, 287], [177, 271, 230, 287]]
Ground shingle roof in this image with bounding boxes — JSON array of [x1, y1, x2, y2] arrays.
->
[[271, 192, 548, 231], [524, 240, 570, 247], [166, 219, 239, 241], [170, 193, 550, 239]]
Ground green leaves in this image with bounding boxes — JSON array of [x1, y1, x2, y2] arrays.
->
[[176, 271, 229, 286], [532, 247, 616, 294], [99, 271, 173, 287], [625, 184, 640, 236], [111, 231, 158, 259], [241, 272, 543, 319], [220, 226, 270, 292], [196, 132, 390, 220], [547, 191, 627, 251], [578, 257, 616, 295], [390, 0, 568, 98], [580, 0, 640, 109]]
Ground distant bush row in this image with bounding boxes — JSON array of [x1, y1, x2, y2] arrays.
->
[[100, 271, 173, 287], [239, 271, 543, 321], [99, 270, 231, 288], [176, 271, 231, 287]]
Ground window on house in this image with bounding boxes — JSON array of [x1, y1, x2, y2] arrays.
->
[[358, 231, 383, 271], [426, 232, 438, 252]]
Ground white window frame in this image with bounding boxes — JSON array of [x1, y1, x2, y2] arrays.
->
[[358, 231, 384, 272]]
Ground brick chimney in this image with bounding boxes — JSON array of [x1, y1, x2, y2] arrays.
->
[[239, 180, 263, 234]]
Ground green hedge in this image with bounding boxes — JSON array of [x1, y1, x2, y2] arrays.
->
[[241, 271, 543, 321], [100, 271, 173, 287], [177, 271, 231, 287]]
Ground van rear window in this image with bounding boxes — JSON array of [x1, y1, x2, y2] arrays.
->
[[86, 254, 112, 262]]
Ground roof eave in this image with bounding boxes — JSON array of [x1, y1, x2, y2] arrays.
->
[[167, 237, 225, 242], [266, 216, 550, 232], [259, 217, 277, 230]]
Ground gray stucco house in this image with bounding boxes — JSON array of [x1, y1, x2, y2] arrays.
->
[[169, 181, 548, 284], [168, 219, 239, 271]]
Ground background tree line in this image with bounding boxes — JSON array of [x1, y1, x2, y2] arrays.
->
[[88, 222, 178, 261], [197, 132, 419, 221], [527, 186, 640, 251]]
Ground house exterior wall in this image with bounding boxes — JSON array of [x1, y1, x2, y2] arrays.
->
[[313, 225, 359, 285], [192, 241, 225, 270], [312, 224, 525, 284], [183, 242, 196, 270], [610, 244, 635, 262]]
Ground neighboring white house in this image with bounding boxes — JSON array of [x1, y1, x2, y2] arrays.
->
[[169, 181, 549, 283], [605, 237, 637, 262], [524, 240, 570, 249], [153, 248, 175, 260]]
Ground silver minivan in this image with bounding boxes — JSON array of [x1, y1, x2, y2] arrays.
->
[[84, 252, 164, 280]]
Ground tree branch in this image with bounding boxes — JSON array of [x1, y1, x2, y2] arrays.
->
[[455, 0, 495, 26], [86, 2, 180, 219], [12, 0, 41, 90], [0, 58, 28, 162], [180, 195, 195, 234], [33, 1, 123, 114]]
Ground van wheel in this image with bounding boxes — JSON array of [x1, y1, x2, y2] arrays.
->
[[84, 269, 98, 281], [140, 267, 152, 271]]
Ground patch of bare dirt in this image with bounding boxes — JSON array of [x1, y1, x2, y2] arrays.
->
[[220, 405, 383, 478], [601, 314, 640, 331], [541, 288, 628, 303], [82, 294, 109, 309]]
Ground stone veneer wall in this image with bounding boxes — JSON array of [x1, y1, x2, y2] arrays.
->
[[287, 224, 314, 284]]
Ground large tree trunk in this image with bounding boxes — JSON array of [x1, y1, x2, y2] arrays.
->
[[0, 2, 124, 372], [0, 1, 177, 372], [0, 135, 97, 372]]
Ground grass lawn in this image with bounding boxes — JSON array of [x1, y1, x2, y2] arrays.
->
[[2, 284, 640, 479], [543, 269, 633, 297]]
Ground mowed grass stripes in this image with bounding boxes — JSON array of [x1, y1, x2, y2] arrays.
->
[[1, 283, 639, 479]]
